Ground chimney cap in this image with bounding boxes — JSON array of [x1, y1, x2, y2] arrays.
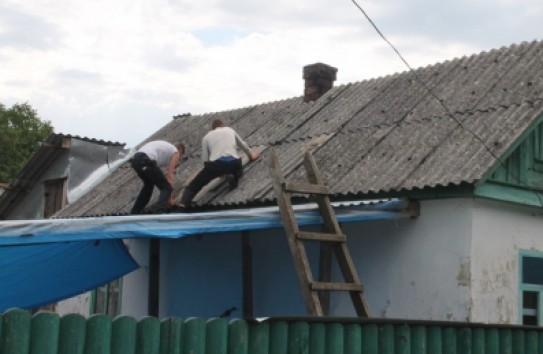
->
[[303, 63, 338, 80]]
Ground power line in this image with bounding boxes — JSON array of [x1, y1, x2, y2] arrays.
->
[[349, 0, 543, 206]]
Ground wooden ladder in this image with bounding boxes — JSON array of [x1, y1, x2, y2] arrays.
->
[[268, 149, 371, 317]]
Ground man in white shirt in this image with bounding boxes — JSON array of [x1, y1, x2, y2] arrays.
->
[[130, 140, 185, 214], [180, 119, 260, 207]]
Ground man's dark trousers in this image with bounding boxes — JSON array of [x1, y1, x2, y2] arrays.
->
[[131, 152, 172, 214], [181, 158, 242, 206]]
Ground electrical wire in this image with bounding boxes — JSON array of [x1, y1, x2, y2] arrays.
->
[[349, 0, 543, 206]]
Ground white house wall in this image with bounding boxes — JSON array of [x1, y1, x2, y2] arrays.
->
[[336, 198, 473, 320], [470, 198, 543, 324]]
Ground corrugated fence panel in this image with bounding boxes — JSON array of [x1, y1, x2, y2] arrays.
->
[[6, 309, 543, 354]]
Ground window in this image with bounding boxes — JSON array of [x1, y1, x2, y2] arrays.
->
[[91, 278, 122, 317], [520, 253, 543, 325]]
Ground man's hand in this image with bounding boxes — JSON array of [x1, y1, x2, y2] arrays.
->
[[250, 150, 261, 161]]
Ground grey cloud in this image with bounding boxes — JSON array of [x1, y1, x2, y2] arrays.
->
[[0, 4, 63, 50]]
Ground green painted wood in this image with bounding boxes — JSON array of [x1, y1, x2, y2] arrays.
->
[[471, 328, 485, 354], [394, 325, 410, 354], [137, 317, 160, 354], [427, 327, 442, 354], [269, 321, 288, 354], [160, 317, 183, 354], [205, 318, 227, 354], [112, 316, 137, 354], [30, 312, 60, 354], [442, 328, 456, 354], [377, 324, 393, 354], [1, 309, 31, 354], [307, 323, 324, 354], [344, 324, 361, 354], [229, 319, 249, 354], [325, 323, 343, 354], [362, 324, 378, 354], [485, 328, 499, 354], [182, 318, 205, 354], [499, 329, 512, 354], [411, 326, 426, 354], [524, 330, 537, 354], [247, 322, 267, 354], [58, 313, 86, 354], [456, 328, 471, 354], [537, 331, 543, 354], [288, 321, 309, 354], [512, 330, 524, 354], [85, 314, 112, 354]]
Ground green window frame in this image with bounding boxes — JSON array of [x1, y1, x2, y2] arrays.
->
[[519, 251, 543, 325], [90, 278, 123, 317]]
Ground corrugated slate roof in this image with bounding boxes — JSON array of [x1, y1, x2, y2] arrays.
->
[[56, 39, 543, 217]]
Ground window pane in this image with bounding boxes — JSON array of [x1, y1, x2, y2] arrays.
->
[[523, 257, 543, 285], [94, 285, 107, 314], [523, 291, 538, 325]]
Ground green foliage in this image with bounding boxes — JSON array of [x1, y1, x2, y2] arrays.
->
[[0, 103, 54, 183]]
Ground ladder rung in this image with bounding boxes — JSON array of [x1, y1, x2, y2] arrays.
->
[[282, 182, 329, 195], [296, 231, 346, 242], [311, 282, 363, 292]]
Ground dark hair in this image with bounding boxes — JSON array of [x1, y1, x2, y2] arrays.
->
[[173, 142, 185, 154], [211, 119, 225, 130]]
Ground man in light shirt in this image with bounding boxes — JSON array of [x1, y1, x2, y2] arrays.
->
[[180, 119, 260, 207], [130, 140, 185, 214]]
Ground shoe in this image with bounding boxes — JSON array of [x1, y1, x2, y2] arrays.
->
[[225, 175, 238, 190]]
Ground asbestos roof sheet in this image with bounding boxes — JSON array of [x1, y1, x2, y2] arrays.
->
[[57, 39, 543, 217]]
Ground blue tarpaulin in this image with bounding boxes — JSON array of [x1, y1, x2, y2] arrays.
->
[[0, 239, 138, 311], [0, 199, 415, 311]]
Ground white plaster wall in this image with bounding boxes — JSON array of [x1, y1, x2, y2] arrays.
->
[[55, 293, 91, 316], [120, 239, 150, 319], [471, 199, 543, 324], [334, 198, 474, 321]]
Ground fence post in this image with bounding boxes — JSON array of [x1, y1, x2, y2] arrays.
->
[[525, 330, 537, 354], [344, 323, 362, 354], [182, 318, 205, 354], [1, 309, 30, 354], [442, 328, 456, 354], [137, 316, 160, 354], [378, 324, 393, 354], [308, 323, 324, 354], [85, 314, 112, 354], [394, 325, 410, 354], [288, 321, 309, 354], [269, 321, 288, 354], [112, 315, 137, 354], [411, 325, 427, 354], [206, 318, 227, 354], [58, 313, 86, 354], [325, 323, 343, 354], [30, 312, 60, 354], [362, 324, 378, 354], [160, 317, 183, 354], [471, 328, 484, 354], [427, 326, 442, 354], [229, 319, 249, 354], [248, 321, 269, 354], [456, 328, 471, 354]]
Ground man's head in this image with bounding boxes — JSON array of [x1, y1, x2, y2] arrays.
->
[[211, 119, 225, 130], [174, 142, 185, 156]]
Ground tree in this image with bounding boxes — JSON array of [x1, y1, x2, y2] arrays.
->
[[0, 103, 54, 183]]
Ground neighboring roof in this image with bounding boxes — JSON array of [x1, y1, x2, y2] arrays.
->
[[57, 39, 543, 217], [0, 133, 126, 219]]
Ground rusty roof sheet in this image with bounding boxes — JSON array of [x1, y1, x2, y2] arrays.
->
[[56, 39, 543, 217]]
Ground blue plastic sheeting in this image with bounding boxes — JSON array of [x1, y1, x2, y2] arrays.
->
[[0, 239, 138, 311], [0, 199, 412, 246]]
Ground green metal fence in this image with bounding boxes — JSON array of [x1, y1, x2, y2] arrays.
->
[[2, 308, 543, 354]]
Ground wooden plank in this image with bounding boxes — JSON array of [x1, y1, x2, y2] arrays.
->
[[296, 231, 346, 242], [310, 282, 363, 291], [282, 182, 329, 195]]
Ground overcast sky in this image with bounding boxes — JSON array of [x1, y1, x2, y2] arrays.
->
[[2, 0, 541, 147]]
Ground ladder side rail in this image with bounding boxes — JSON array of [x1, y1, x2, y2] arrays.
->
[[268, 149, 323, 316]]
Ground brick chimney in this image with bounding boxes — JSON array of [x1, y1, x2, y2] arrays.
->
[[303, 63, 337, 102]]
